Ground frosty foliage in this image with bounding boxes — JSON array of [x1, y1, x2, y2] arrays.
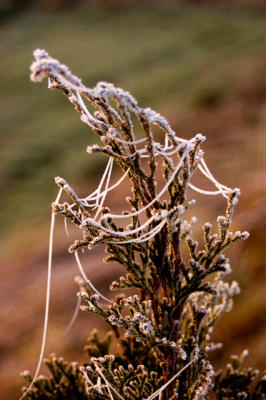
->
[[20, 50, 266, 400]]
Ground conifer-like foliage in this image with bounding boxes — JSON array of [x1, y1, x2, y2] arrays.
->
[[21, 49, 266, 400]]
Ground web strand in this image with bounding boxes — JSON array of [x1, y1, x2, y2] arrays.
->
[[20, 187, 63, 400]]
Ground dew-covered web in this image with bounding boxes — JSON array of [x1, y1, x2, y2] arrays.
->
[[21, 49, 237, 400]]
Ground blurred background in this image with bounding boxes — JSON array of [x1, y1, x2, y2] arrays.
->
[[0, 0, 265, 398]]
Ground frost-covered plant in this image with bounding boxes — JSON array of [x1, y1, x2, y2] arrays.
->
[[20, 49, 266, 400]]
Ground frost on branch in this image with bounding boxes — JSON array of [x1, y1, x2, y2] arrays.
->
[[21, 49, 265, 400]]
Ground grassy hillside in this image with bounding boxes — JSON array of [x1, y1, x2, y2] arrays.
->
[[1, 3, 266, 243]]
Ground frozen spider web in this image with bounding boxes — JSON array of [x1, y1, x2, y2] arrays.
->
[[20, 49, 236, 400]]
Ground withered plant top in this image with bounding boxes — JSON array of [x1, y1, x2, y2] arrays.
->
[[20, 49, 260, 400]]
